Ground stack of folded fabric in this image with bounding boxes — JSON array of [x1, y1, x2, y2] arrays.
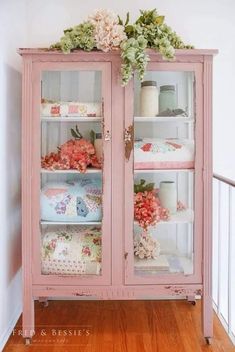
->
[[41, 99, 102, 117], [134, 138, 194, 169], [41, 225, 102, 275], [41, 179, 102, 222]]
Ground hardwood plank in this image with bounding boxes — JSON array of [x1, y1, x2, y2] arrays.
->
[[3, 300, 235, 352]]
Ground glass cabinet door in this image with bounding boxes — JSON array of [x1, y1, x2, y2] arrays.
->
[[32, 62, 111, 285], [125, 63, 203, 285]]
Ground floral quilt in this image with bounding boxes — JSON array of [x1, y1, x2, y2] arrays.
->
[[41, 225, 102, 275], [134, 138, 194, 169], [41, 100, 102, 117], [41, 178, 102, 222]]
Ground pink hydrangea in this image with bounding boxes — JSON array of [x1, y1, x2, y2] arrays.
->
[[88, 9, 127, 52], [134, 190, 169, 229], [41, 138, 101, 173]]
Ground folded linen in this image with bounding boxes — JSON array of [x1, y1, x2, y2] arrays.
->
[[41, 100, 102, 117], [134, 138, 194, 169], [41, 225, 101, 275], [41, 179, 102, 222]]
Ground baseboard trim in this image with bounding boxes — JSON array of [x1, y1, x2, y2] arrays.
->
[[0, 304, 22, 351]]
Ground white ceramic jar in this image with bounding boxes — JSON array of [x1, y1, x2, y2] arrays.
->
[[140, 81, 159, 117], [94, 133, 103, 163], [159, 181, 177, 214]]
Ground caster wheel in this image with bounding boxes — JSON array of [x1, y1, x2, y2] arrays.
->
[[191, 300, 196, 306], [25, 338, 31, 346], [205, 337, 212, 345], [44, 300, 49, 307]]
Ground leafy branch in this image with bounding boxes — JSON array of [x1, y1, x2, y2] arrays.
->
[[134, 179, 155, 193], [71, 125, 83, 139]]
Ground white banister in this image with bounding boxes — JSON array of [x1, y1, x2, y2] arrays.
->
[[213, 174, 235, 345]]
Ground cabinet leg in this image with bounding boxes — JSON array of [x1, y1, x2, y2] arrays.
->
[[23, 296, 35, 339], [25, 338, 31, 346], [205, 337, 212, 345], [202, 294, 213, 339], [187, 295, 196, 305]]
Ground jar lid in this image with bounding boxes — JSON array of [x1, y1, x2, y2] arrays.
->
[[141, 80, 157, 87], [95, 133, 102, 139], [160, 85, 175, 92]]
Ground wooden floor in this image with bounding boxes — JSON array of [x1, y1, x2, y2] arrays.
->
[[3, 300, 235, 352]]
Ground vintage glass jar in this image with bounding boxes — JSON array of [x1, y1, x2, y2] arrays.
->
[[140, 81, 159, 117], [159, 85, 177, 113]]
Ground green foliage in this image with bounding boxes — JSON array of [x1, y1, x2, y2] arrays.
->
[[90, 130, 96, 145], [120, 36, 149, 85], [134, 179, 155, 193], [51, 21, 95, 53], [120, 9, 193, 85], [71, 125, 83, 139]]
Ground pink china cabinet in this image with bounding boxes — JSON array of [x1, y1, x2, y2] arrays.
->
[[19, 48, 217, 344]]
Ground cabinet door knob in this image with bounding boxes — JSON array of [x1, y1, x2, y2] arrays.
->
[[104, 130, 111, 141]]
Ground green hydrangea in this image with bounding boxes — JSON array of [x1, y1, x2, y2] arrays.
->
[[51, 21, 95, 53], [120, 36, 149, 86], [120, 9, 193, 85]]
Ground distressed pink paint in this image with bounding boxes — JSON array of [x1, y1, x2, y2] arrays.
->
[[19, 49, 217, 341]]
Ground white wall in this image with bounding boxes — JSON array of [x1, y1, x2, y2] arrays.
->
[[25, 0, 235, 180], [0, 0, 28, 349]]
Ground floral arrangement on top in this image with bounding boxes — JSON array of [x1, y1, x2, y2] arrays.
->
[[51, 9, 193, 86]]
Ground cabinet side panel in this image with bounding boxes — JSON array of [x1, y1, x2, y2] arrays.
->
[[22, 55, 35, 337], [202, 56, 213, 338]]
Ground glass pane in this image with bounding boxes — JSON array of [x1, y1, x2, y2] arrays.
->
[[133, 70, 195, 278], [40, 70, 103, 276]]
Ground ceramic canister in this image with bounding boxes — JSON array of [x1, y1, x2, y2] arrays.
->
[[140, 80, 159, 117], [159, 181, 177, 214]]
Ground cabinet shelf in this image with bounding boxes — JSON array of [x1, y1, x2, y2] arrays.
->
[[134, 255, 193, 276], [41, 168, 102, 174], [40, 221, 102, 226], [135, 209, 194, 226], [41, 116, 102, 122], [134, 169, 194, 174], [160, 209, 194, 224], [134, 116, 194, 123]]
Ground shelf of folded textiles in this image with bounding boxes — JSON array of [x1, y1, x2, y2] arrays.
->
[[134, 254, 193, 276], [134, 116, 194, 123], [40, 220, 102, 226], [41, 168, 102, 174], [41, 116, 102, 122], [134, 209, 194, 226]]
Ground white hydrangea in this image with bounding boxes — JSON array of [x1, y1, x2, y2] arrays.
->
[[134, 232, 161, 260]]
